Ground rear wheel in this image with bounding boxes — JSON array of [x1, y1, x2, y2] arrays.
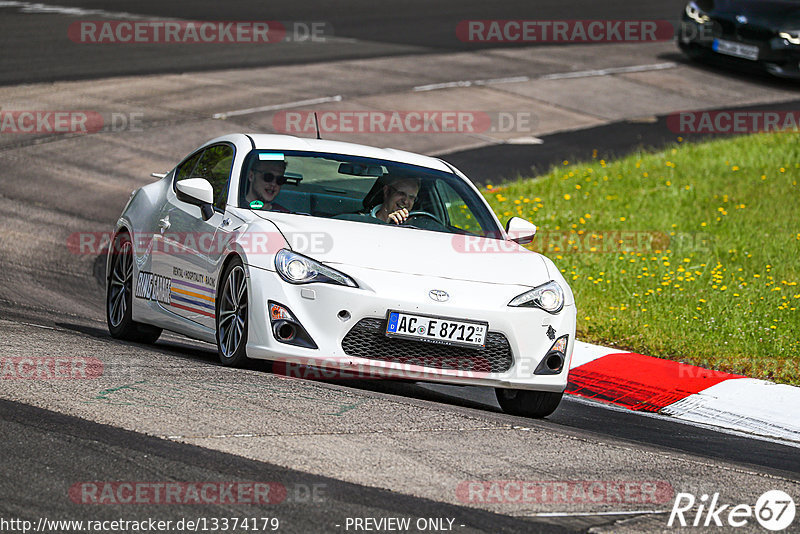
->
[[106, 232, 162, 343], [216, 257, 249, 367], [495, 388, 563, 418]]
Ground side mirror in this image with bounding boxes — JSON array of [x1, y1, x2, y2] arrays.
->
[[506, 217, 537, 244], [176, 178, 214, 221]]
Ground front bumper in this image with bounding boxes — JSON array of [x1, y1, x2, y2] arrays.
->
[[678, 18, 800, 78], [243, 263, 577, 392]]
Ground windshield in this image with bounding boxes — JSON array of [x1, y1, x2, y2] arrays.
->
[[238, 150, 502, 238]]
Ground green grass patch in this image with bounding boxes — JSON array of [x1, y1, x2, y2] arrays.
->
[[482, 132, 800, 384]]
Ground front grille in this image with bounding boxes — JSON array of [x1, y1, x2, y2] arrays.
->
[[341, 317, 513, 374], [711, 16, 773, 42]]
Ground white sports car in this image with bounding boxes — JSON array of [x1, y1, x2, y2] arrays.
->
[[106, 134, 576, 417]]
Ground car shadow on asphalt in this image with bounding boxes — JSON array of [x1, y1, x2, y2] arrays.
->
[[657, 50, 800, 89]]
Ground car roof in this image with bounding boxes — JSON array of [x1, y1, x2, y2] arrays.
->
[[240, 134, 453, 173]]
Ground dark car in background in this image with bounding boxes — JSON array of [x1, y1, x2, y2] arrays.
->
[[678, 0, 800, 78]]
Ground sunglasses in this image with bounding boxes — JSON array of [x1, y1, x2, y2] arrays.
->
[[253, 170, 287, 185]]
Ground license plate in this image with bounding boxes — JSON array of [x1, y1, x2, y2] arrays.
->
[[713, 39, 758, 60], [385, 311, 487, 348]]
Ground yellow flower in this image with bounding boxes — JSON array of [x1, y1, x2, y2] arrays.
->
[[564, 194, 571, 200]]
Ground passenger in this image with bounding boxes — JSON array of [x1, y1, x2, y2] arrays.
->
[[245, 160, 289, 212], [371, 177, 420, 224]]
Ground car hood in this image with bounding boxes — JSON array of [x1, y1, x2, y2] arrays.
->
[[707, 0, 800, 28], [255, 212, 550, 286]]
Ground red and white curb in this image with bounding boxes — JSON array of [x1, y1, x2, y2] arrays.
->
[[568, 341, 800, 444]]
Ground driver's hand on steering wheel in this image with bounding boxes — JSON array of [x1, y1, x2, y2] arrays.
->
[[387, 207, 410, 225]]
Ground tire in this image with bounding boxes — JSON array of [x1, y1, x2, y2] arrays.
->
[[216, 257, 249, 367], [495, 388, 563, 418], [106, 232, 162, 344], [678, 41, 704, 61]]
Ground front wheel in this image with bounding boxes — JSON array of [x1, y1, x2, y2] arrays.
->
[[495, 388, 563, 418], [216, 257, 249, 367], [106, 232, 162, 344]]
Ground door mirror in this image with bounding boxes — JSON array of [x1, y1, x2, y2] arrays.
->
[[176, 178, 214, 220], [506, 217, 537, 244]]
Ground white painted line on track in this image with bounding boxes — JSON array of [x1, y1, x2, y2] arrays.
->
[[524, 510, 668, 518], [13, 321, 57, 331], [539, 62, 677, 80], [413, 62, 677, 92], [0, 1, 156, 19], [506, 136, 544, 145], [212, 95, 343, 120], [414, 76, 531, 92]]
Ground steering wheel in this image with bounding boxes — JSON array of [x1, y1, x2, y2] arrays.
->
[[403, 210, 446, 229]]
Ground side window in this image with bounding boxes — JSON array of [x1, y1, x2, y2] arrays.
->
[[175, 151, 202, 182], [176, 144, 234, 212], [436, 180, 484, 235], [192, 145, 234, 211]]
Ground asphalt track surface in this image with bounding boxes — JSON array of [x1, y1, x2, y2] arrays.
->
[[0, 0, 687, 85], [0, 399, 571, 533], [2, 2, 800, 533]]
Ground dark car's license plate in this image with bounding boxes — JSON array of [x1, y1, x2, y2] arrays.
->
[[713, 39, 758, 61]]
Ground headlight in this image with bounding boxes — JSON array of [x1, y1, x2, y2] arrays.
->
[[779, 31, 800, 45], [275, 249, 358, 287], [508, 280, 564, 313], [685, 1, 710, 23]]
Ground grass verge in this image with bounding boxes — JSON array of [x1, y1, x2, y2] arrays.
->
[[482, 132, 800, 385]]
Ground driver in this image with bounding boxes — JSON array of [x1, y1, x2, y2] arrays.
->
[[371, 177, 420, 224], [245, 159, 289, 212]]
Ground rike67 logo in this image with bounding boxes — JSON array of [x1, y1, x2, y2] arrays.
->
[[669, 490, 796, 530]]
